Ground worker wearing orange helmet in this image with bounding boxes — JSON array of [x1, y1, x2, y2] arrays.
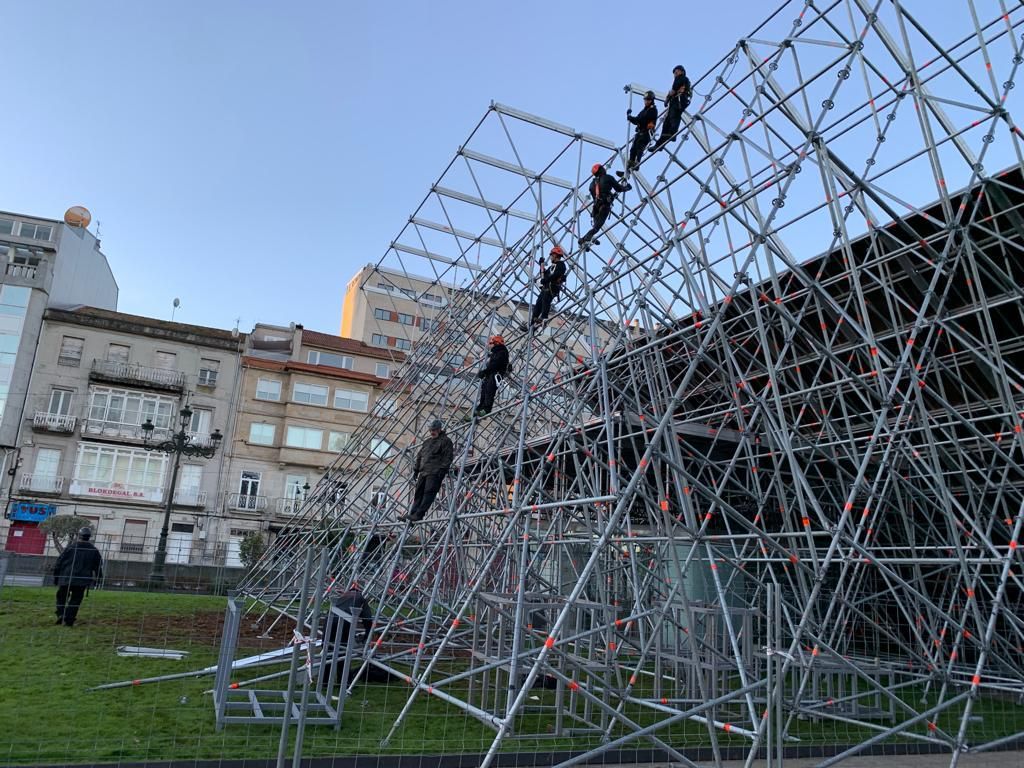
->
[[579, 164, 630, 247], [528, 245, 568, 328], [474, 334, 509, 418]]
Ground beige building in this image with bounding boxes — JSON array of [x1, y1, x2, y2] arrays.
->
[[4, 307, 242, 563], [221, 323, 401, 548]]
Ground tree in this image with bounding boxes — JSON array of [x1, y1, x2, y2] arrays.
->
[[238, 531, 266, 569], [39, 515, 93, 553]]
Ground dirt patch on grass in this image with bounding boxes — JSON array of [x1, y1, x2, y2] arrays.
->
[[111, 609, 293, 651]]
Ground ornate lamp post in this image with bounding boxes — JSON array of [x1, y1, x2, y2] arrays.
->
[[141, 403, 222, 586]]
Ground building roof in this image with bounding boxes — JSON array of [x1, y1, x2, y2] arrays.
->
[[243, 355, 387, 385], [45, 306, 245, 351], [301, 328, 406, 362]]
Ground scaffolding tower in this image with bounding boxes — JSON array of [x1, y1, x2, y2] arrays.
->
[[238, 1, 1024, 765]]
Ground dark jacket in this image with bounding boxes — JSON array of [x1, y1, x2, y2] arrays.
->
[[480, 342, 509, 377], [589, 173, 628, 205], [53, 541, 103, 587], [628, 104, 658, 134], [415, 431, 454, 476], [540, 260, 567, 295], [667, 73, 692, 107], [328, 589, 373, 643]]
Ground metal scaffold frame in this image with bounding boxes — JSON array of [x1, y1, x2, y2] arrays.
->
[[237, 2, 1024, 766]]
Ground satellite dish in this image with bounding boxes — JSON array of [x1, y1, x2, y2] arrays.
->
[[64, 206, 92, 228], [173, 298, 181, 308]]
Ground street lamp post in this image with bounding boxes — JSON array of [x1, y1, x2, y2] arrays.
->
[[141, 403, 222, 586]]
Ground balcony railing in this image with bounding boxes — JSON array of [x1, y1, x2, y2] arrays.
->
[[228, 493, 268, 512], [32, 411, 77, 433], [275, 497, 304, 516], [173, 488, 207, 507], [90, 358, 185, 390], [5, 261, 41, 281], [82, 419, 173, 442], [19, 474, 64, 493]]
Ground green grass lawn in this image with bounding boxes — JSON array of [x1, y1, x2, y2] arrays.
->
[[2, 586, 1022, 765]]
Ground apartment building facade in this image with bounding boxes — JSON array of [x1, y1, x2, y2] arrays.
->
[[4, 307, 242, 563], [0, 209, 117, 451]]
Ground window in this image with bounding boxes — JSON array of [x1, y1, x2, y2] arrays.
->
[[395, 338, 412, 351], [107, 343, 130, 364], [9, 245, 43, 266], [248, 422, 275, 445], [0, 218, 13, 235], [423, 292, 442, 305], [420, 318, 436, 332], [121, 520, 148, 554], [47, 388, 74, 415], [74, 443, 168, 491], [285, 474, 307, 500], [18, 222, 52, 241], [285, 425, 323, 450], [375, 362, 390, 379], [374, 308, 391, 322], [198, 358, 219, 387], [154, 350, 177, 370], [397, 313, 415, 326], [88, 386, 176, 429], [327, 431, 351, 452], [370, 438, 394, 458], [179, 465, 201, 494], [238, 471, 261, 496], [188, 407, 212, 435], [255, 377, 281, 401], [292, 382, 328, 406], [371, 333, 388, 347], [333, 388, 369, 412], [58, 336, 84, 367], [307, 350, 353, 369], [376, 396, 397, 415], [33, 448, 61, 479]]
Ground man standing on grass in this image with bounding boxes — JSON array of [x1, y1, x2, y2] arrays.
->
[[52, 527, 103, 627]]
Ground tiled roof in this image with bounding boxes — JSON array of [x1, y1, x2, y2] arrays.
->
[[243, 356, 386, 385], [301, 329, 405, 362]]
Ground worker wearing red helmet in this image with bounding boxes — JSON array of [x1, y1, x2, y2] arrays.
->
[[579, 164, 630, 247], [527, 245, 568, 328], [474, 334, 509, 418]]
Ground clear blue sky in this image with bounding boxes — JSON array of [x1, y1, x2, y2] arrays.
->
[[0, 1, 975, 334]]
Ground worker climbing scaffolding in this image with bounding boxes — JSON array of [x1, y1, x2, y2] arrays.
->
[[474, 335, 509, 418], [578, 164, 630, 248], [526, 245, 567, 329], [398, 419, 453, 523], [625, 90, 658, 172], [650, 64, 691, 153]]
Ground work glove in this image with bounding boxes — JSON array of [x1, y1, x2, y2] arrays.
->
[[626, 108, 632, 116], [621, 183, 632, 191], [477, 370, 486, 379]]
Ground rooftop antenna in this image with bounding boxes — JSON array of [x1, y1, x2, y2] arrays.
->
[[232, 316, 241, 339], [172, 297, 180, 322]]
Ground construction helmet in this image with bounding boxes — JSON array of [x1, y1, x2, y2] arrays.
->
[[550, 245, 565, 258], [489, 334, 505, 345], [644, 90, 655, 101], [591, 163, 603, 175]]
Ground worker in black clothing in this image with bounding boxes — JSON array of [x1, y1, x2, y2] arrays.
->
[[626, 91, 658, 171], [579, 164, 630, 247], [475, 335, 509, 417], [528, 245, 568, 327], [52, 527, 103, 626], [399, 419, 454, 522], [321, 585, 374, 689], [651, 65, 691, 153]]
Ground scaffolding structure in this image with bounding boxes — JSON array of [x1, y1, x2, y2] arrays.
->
[[238, 1, 1024, 765]]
